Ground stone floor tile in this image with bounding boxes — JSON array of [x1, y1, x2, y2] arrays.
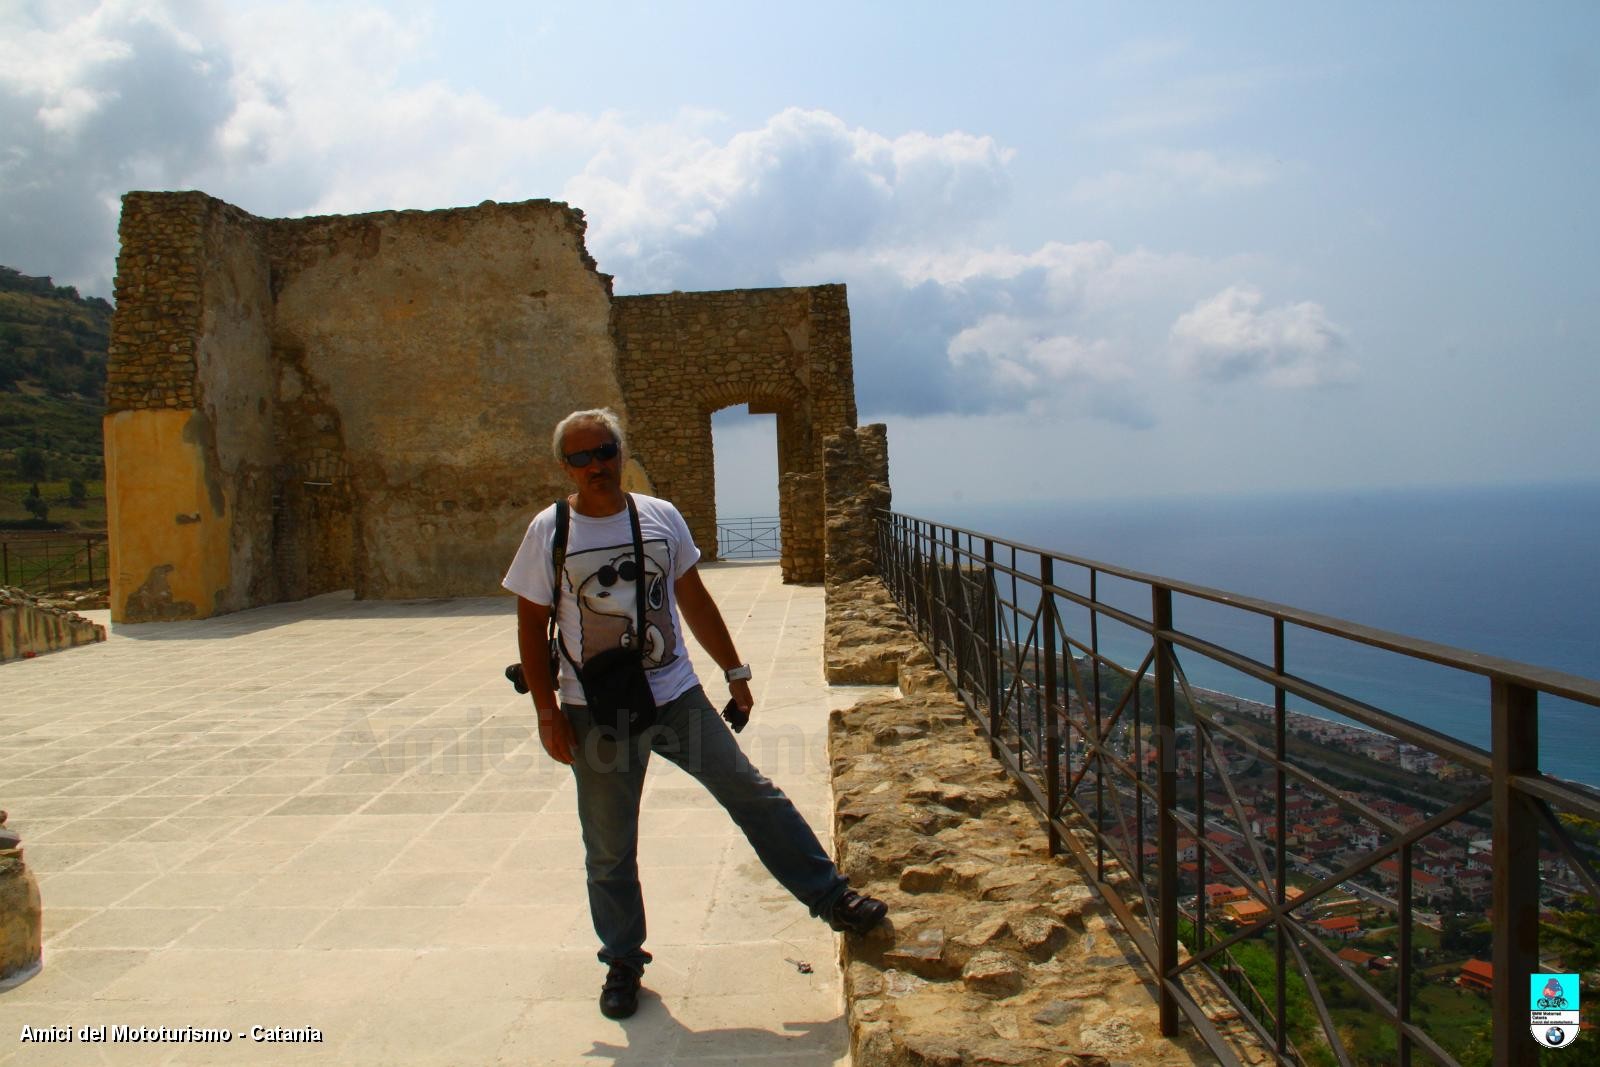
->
[[300, 908, 454, 950], [224, 815, 342, 843], [349, 871, 486, 908], [117, 873, 259, 909], [51, 908, 211, 950], [358, 791, 460, 816], [172, 908, 334, 949], [261, 793, 368, 816], [389, 835, 514, 873], [33, 872, 158, 909]]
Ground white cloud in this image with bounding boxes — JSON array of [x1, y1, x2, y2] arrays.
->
[[1071, 148, 1277, 205], [1170, 285, 1353, 387], [568, 107, 1014, 293]]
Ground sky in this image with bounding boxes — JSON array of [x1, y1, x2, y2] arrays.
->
[[2, 1, 1597, 515]]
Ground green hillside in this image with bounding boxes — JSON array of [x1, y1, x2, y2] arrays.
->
[[0, 266, 111, 529]]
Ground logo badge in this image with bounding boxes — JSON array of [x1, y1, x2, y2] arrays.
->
[[1531, 973, 1580, 1049]]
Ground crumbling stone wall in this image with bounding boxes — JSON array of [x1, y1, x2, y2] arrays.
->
[[612, 286, 857, 583], [823, 423, 891, 582], [0, 587, 106, 662], [107, 192, 878, 619], [107, 192, 211, 411], [781, 472, 824, 583]]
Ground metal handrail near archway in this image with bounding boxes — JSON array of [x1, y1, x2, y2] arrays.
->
[[715, 515, 781, 560], [876, 509, 1600, 1067]]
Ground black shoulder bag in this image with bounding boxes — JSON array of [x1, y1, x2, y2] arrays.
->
[[556, 494, 657, 733]]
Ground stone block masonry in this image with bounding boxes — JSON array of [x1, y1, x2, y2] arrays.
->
[[824, 576, 1265, 1066], [612, 285, 858, 583], [107, 192, 881, 621]]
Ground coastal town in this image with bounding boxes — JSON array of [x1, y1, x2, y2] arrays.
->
[[1032, 662, 1600, 1058]]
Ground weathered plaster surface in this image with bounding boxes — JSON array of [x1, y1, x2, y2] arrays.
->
[[196, 201, 276, 613], [104, 409, 227, 620], [267, 201, 623, 599]]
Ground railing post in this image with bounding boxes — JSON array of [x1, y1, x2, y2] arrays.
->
[[86, 536, 95, 587], [1398, 840, 1414, 1067], [1041, 556, 1060, 855], [1273, 619, 1288, 1056], [984, 538, 999, 759], [1153, 584, 1180, 1036], [918, 521, 933, 643], [1491, 679, 1539, 1067], [951, 546, 966, 695], [2, 540, 8, 585]]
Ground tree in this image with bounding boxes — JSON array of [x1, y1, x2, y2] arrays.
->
[[68, 479, 86, 507], [23, 483, 49, 521]]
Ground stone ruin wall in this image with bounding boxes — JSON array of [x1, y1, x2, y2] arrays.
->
[[611, 286, 856, 583], [107, 192, 884, 620], [822, 423, 891, 582]]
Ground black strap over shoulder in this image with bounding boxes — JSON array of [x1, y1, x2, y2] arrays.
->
[[623, 494, 647, 650], [547, 497, 570, 657]]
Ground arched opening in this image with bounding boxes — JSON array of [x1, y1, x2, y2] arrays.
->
[[711, 405, 780, 561]]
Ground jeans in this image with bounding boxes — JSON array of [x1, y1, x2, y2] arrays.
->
[[563, 684, 849, 973]]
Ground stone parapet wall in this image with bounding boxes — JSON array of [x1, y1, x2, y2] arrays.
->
[[780, 471, 824, 584], [823, 423, 891, 583], [825, 576, 1261, 1066], [0, 587, 106, 663]]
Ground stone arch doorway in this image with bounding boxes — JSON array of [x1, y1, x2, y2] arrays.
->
[[611, 285, 858, 583]]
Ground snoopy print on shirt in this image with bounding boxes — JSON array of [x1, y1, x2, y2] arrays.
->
[[562, 538, 678, 670]]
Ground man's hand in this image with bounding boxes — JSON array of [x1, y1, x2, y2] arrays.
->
[[675, 566, 757, 720], [518, 597, 576, 765], [537, 707, 576, 765]]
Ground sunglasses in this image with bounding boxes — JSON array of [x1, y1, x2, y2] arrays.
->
[[596, 560, 640, 586], [563, 441, 620, 467]]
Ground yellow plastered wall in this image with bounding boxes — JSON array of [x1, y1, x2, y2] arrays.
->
[[104, 410, 232, 623]]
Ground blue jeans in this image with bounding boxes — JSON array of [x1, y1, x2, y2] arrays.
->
[[563, 684, 849, 973]]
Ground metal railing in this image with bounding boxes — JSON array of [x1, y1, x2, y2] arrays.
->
[[716, 515, 781, 560], [0, 532, 109, 593], [877, 510, 1600, 1067]]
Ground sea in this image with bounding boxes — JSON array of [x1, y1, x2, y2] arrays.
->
[[912, 482, 1600, 789]]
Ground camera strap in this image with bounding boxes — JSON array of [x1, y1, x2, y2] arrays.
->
[[546, 497, 570, 662]]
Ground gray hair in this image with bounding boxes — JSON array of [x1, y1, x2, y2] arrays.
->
[[551, 408, 627, 464]]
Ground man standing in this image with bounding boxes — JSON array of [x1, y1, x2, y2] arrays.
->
[[503, 407, 888, 1020]]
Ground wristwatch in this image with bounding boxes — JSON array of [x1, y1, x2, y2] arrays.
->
[[724, 663, 753, 682]]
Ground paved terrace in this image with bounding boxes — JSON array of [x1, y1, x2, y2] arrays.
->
[[1, 563, 887, 1065]]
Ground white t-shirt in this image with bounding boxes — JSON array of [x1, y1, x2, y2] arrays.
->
[[502, 493, 702, 707]]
